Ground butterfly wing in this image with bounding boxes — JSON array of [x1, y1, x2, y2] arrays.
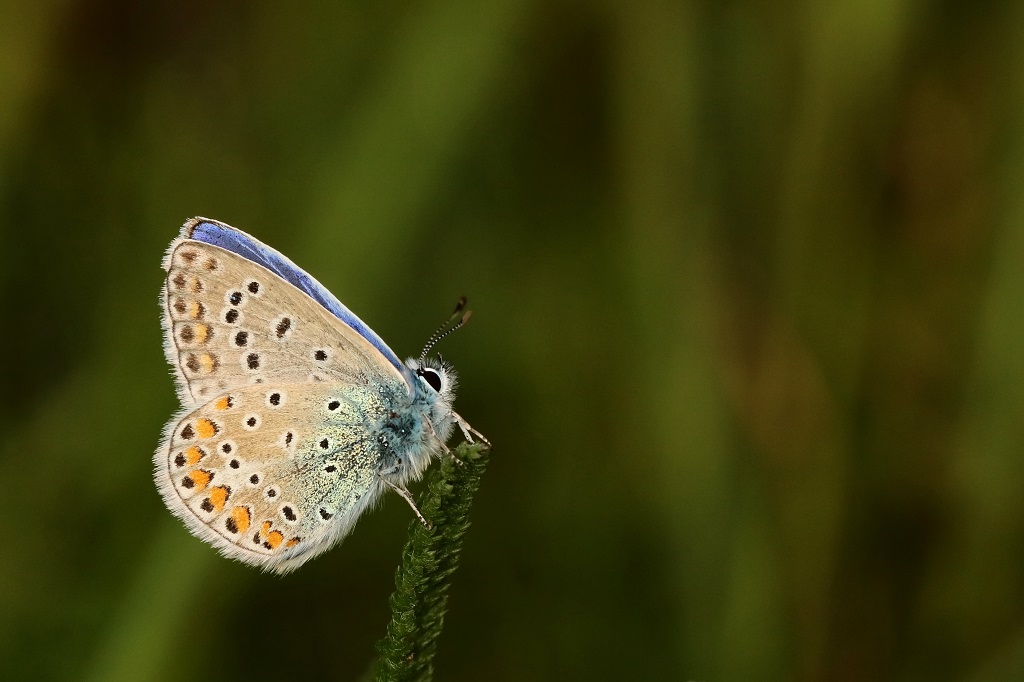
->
[[157, 218, 425, 572], [161, 221, 410, 406], [155, 381, 393, 573], [184, 217, 405, 374]]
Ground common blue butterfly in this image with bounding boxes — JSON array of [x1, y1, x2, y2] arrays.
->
[[154, 217, 485, 573]]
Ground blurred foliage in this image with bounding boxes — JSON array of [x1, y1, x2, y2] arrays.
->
[[2, 1, 1024, 680]]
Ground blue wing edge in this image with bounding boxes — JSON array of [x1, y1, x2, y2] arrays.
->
[[180, 216, 406, 376]]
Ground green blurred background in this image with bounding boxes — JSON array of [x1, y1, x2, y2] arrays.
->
[[2, 1, 1024, 680]]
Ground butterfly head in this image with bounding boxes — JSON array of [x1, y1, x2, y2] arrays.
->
[[408, 354, 458, 404]]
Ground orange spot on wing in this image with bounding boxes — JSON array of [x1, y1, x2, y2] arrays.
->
[[190, 469, 212, 491], [231, 506, 251, 534], [214, 396, 233, 411], [194, 325, 209, 343], [285, 537, 301, 548], [195, 419, 217, 439], [261, 520, 273, 536], [184, 446, 205, 465], [266, 531, 284, 550], [188, 301, 202, 319], [199, 353, 216, 373], [209, 485, 230, 511]]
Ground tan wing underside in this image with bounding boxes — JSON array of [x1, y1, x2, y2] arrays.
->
[[155, 382, 389, 572], [161, 238, 407, 407]]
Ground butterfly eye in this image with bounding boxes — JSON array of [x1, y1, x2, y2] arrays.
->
[[418, 368, 442, 392]]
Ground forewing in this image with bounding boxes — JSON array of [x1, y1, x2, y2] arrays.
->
[[185, 217, 405, 374], [161, 236, 408, 406], [155, 382, 389, 573]]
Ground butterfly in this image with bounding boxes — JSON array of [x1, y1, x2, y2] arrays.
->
[[154, 217, 485, 573]]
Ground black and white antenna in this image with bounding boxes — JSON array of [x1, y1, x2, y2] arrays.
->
[[419, 296, 472, 364]]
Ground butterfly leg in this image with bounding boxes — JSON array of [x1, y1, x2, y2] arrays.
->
[[379, 476, 430, 529], [453, 410, 490, 447], [425, 420, 464, 467]]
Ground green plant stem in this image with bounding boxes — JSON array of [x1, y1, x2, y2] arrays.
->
[[371, 442, 491, 682]]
